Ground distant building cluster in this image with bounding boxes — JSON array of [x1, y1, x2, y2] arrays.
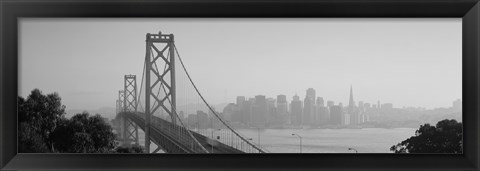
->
[[215, 86, 377, 128], [215, 86, 374, 128], [176, 86, 462, 129]]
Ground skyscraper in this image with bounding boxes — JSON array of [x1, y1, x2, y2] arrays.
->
[[278, 95, 287, 102], [276, 95, 289, 125], [358, 101, 364, 111], [236, 96, 245, 108], [348, 85, 359, 125], [231, 96, 245, 123], [242, 98, 254, 125], [316, 97, 328, 125], [291, 94, 303, 126], [187, 114, 196, 128], [357, 101, 365, 124], [267, 98, 276, 125], [330, 105, 343, 125], [317, 97, 324, 107], [364, 103, 371, 110], [326, 100, 334, 125], [306, 88, 316, 102], [381, 103, 393, 109], [196, 110, 209, 128], [327, 101, 335, 108], [231, 106, 243, 122], [222, 103, 236, 121], [252, 95, 267, 127], [303, 88, 316, 125], [343, 113, 351, 125], [348, 85, 355, 114]]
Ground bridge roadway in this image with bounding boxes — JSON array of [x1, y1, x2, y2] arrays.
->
[[122, 112, 244, 153]]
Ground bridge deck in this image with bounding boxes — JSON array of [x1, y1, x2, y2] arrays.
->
[[122, 112, 244, 153]]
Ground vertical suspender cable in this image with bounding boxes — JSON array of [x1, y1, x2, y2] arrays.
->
[[174, 45, 265, 153]]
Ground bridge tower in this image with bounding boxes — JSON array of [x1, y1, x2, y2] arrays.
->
[[118, 90, 125, 112], [144, 32, 177, 153], [116, 99, 120, 115], [123, 75, 139, 146], [117, 90, 125, 141]]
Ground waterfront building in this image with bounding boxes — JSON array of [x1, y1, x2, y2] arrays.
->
[[276, 95, 289, 125], [291, 94, 303, 126], [330, 105, 343, 125], [267, 98, 276, 125], [242, 99, 253, 125], [317, 106, 329, 125], [252, 95, 267, 127], [342, 113, 351, 125], [381, 103, 393, 109], [222, 103, 236, 121], [196, 110, 209, 128], [303, 88, 316, 125], [327, 101, 335, 108], [348, 85, 360, 125]]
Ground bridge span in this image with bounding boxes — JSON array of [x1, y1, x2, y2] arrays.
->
[[114, 31, 266, 153], [120, 112, 244, 153]]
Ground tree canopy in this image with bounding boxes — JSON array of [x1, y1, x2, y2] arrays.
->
[[18, 89, 66, 152], [115, 145, 144, 153], [50, 112, 117, 153], [18, 89, 138, 153], [390, 119, 462, 153]]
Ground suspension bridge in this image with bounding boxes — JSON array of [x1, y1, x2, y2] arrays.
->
[[112, 32, 267, 153]]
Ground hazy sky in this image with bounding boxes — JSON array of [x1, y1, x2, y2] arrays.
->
[[19, 18, 461, 111]]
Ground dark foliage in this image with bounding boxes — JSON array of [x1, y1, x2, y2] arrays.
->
[[115, 145, 144, 153], [390, 119, 462, 153], [50, 112, 117, 153], [18, 89, 66, 153], [18, 89, 119, 153]]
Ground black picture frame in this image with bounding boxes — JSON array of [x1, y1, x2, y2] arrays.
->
[[1, 0, 479, 170]]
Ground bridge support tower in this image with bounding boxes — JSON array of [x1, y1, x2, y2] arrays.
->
[[144, 32, 177, 153], [122, 75, 139, 146]]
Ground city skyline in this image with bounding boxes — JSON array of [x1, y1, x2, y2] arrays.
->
[[179, 85, 462, 129], [218, 85, 461, 111], [20, 18, 461, 111]]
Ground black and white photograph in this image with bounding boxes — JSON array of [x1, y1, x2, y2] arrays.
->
[[18, 18, 462, 154]]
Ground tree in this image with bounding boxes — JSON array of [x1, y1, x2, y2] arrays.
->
[[390, 119, 462, 153], [50, 112, 117, 153], [18, 122, 49, 153], [115, 145, 144, 153], [18, 89, 66, 153], [19, 89, 140, 153]]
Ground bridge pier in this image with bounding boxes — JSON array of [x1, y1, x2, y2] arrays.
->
[[123, 117, 139, 146]]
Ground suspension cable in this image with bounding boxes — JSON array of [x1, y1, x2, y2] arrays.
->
[[153, 50, 209, 153], [159, 82, 209, 153], [136, 58, 146, 112], [174, 45, 266, 153]]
